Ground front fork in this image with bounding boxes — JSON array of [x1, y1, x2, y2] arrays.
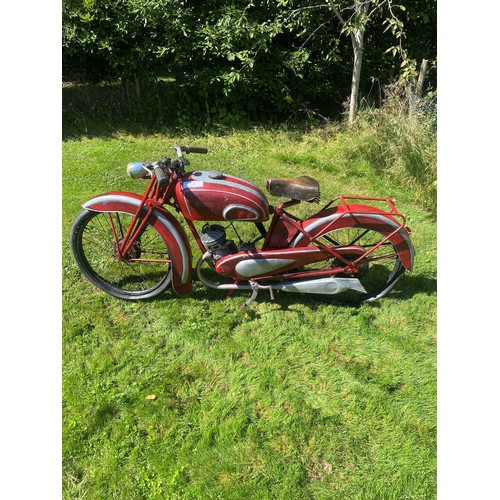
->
[[113, 175, 174, 261]]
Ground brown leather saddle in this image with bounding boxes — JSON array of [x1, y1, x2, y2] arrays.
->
[[266, 175, 320, 203]]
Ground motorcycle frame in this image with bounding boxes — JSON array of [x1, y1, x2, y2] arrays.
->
[[113, 171, 409, 286]]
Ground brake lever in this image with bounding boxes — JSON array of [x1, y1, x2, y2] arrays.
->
[[171, 157, 189, 171]]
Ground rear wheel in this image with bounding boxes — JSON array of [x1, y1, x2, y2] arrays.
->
[[70, 209, 172, 300], [294, 225, 405, 304]]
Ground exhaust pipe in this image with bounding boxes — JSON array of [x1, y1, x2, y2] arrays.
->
[[272, 277, 366, 294]]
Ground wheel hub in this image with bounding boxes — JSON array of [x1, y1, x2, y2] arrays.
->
[[333, 253, 369, 277], [115, 238, 141, 260]]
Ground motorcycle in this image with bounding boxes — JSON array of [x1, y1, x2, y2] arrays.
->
[[70, 145, 414, 306]]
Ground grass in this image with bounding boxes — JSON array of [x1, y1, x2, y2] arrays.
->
[[62, 125, 437, 498]]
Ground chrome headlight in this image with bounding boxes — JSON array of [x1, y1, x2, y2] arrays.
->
[[127, 162, 150, 179]]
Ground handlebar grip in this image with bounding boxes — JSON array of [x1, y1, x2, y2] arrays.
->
[[154, 166, 169, 190], [181, 146, 208, 154]]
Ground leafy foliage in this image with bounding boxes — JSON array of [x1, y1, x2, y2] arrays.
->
[[62, 0, 437, 123]]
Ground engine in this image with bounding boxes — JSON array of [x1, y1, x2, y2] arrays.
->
[[201, 224, 238, 260]]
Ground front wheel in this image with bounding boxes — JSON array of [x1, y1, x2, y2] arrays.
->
[[70, 209, 172, 300], [294, 225, 406, 305]]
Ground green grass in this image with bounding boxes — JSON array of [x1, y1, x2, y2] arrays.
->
[[63, 127, 436, 499]]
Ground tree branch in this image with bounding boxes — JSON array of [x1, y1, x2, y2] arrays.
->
[[368, 0, 388, 18], [299, 15, 336, 49], [327, 0, 355, 45], [327, 0, 346, 25], [282, 4, 330, 25]]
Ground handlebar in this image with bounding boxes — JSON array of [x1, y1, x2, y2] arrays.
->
[[128, 146, 209, 183], [153, 164, 169, 190], [179, 146, 208, 154], [171, 145, 208, 170], [153, 146, 208, 189]]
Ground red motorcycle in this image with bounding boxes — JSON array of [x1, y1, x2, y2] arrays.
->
[[70, 145, 414, 306]]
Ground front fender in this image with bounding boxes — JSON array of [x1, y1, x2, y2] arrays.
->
[[82, 192, 192, 296], [292, 204, 415, 271]]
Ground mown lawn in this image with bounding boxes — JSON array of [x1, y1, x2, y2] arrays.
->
[[62, 128, 436, 499]]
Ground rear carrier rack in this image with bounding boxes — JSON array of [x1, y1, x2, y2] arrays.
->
[[323, 195, 406, 225], [316, 195, 409, 262]]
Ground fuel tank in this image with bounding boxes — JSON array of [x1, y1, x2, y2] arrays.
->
[[176, 171, 270, 222]]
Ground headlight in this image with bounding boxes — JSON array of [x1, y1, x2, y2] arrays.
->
[[127, 162, 149, 179]]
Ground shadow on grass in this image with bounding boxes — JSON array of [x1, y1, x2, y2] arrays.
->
[[62, 81, 184, 141], [389, 273, 437, 300], [149, 272, 436, 312], [62, 116, 311, 142], [62, 82, 314, 141]]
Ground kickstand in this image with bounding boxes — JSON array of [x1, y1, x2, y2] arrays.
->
[[240, 281, 275, 309]]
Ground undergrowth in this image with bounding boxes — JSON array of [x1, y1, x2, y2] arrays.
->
[[340, 84, 437, 212]]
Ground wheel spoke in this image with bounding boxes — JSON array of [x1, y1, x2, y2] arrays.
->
[[366, 252, 398, 263], [116, 213, 126, 238], [348, 228, 370, 246]]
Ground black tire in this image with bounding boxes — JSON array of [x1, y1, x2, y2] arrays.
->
[[292, 225, 406, 305], [70, 209, 172, 300]]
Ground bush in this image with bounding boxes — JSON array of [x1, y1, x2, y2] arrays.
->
[[345, 83, 437, 211]]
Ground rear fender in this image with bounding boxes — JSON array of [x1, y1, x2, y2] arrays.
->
[[82, 192, 192, 296], [292, 204, 415, 271]]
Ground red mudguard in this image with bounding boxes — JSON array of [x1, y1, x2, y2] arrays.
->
[[82, 192, 193, 296], [292, 204, 415, 271]]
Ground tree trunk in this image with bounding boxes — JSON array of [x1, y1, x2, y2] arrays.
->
[[134, 75, 142, 102], [125, 80, 131, 113], [348, 2, 368, 124], [349, 30, 364, 124], [416, 59, 429, 97], [410, 59, 429, 115]]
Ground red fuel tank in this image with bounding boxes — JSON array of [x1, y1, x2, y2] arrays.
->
[[176, 171, 270, 222]]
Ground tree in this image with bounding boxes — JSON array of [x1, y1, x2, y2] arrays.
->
[[327, 0, 408, 123], [62, 0, 435, 125]]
